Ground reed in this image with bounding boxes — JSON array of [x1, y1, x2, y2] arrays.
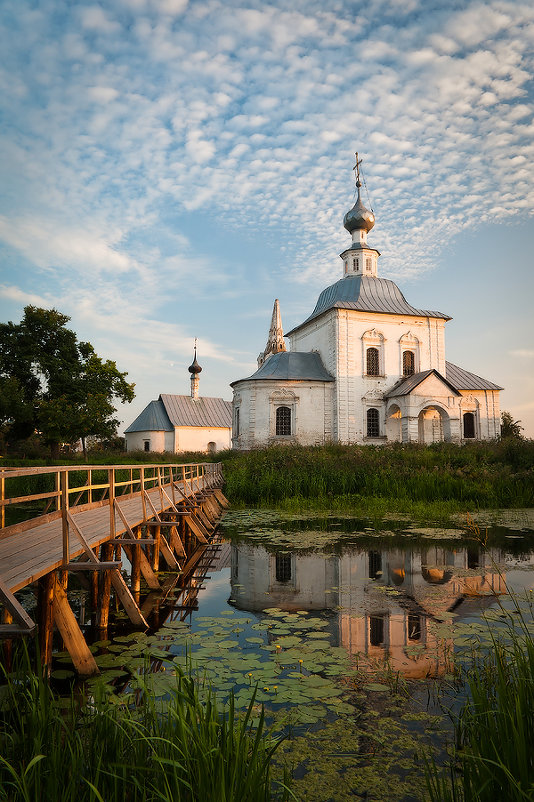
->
[[426, 599, 534, 801], [0, 653, 289, 802], [219, 441, 534, 509]]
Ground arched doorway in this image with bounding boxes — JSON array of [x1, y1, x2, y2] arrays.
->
[[417, 405, 451, 444], [386, 404, 402, 442]]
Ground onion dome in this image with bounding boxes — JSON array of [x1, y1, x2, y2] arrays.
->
[[343, 180, 375, 234], [188, 346, 202, 375]]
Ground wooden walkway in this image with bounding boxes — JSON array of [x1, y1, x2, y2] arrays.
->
[[0, 462, 228, 675]]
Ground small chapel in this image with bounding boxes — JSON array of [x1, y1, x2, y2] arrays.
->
[[125, 347, 232, 453], [230, 159, 502, 448]]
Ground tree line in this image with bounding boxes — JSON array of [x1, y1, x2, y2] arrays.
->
[[0, 306, 135, 458]]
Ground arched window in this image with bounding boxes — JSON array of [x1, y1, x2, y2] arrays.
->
[[463, 412, 475, 439], [403, 350, 415, 377], [207, 441, 216, 454], [366, 347, 380, 376], [367, 408, 380, 437], [234, 408, 240, 437], [276, 406, 291, 436]]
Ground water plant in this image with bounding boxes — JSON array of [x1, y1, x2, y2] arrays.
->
[[0, 648, 290, 802]]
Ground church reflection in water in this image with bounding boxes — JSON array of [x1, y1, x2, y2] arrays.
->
[[229, 542, 516, 678]]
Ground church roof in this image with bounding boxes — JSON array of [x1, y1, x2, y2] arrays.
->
[[386, 361, 502, 399], [445, 361, 503, 391], [385, 370, 461, 398], [124, 400, 173, 433], [231, 351, 334, 386], [160, 394, 232, 428], [286, 275, 451, 336], [125, 395, 232, 433]]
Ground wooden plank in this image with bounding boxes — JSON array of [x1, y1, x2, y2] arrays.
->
[[110, 570, 148, 627], [0, 577, 36, 631], [158, 535, 179, 570], [52, 574, 98, 676], [121, 544, 160, 591], [38, 572, 55, 672]]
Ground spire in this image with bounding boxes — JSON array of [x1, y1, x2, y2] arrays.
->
[[188, 339, 202, 399], [257, 299, 287, 368]]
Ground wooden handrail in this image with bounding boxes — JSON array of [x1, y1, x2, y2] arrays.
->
[[0, 461, 223, 531]]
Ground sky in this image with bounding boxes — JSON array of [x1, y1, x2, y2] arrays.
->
[[0, 0, 533, 437]]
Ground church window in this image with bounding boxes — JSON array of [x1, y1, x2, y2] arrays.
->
[[369, 550, 382, 579], [463, 412, 475, 439], [369, 615, 384, 646], [143, 440, 150, 452], [208, 441, 216, 454], [276, 406, 291, 436], [366, 257, 372, 272], [367, 408, 380, 437], [353, 258, 359, 271], [366, 347, 380, 376], [235, 408, 240, 437], [408, 614, 421, 641], [403, 350, 415, 377], [275, 552, 292, 582], [344, 261, 348, 272]]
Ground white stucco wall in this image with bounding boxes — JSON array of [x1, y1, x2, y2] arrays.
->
[[174, 426, 231, 453], [232, 379, 334, 450], [125, 426, 231, 453]]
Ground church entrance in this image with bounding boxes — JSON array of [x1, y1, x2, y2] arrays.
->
[[385, 404, 402, 442], [417, 406, 450, 444]]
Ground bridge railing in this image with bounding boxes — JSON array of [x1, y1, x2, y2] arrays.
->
[[0, 462, 223, 534]]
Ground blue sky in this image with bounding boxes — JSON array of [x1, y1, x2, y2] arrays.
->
[[1, 0, 533, 437]]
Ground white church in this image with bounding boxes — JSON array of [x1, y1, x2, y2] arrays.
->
[[231, 161, 502, 448]]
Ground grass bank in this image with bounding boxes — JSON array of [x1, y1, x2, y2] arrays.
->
[[0, 652, 288, 802], [218, 440, 534, 512]]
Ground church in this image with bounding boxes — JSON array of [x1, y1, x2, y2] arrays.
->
[[230, 161, 502, 448]]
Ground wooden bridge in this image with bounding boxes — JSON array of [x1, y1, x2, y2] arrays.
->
[[0, 462, 228, 675]]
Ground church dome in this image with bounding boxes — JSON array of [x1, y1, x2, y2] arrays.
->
[[343, 182, 375, 233], [188, 347, 202, 375]]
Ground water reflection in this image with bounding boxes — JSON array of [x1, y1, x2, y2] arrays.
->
[[230, 542, 529, 678]]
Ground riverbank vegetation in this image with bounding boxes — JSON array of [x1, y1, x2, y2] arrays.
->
[[3, 440, 534, 521], [0, 653, 288, 802]]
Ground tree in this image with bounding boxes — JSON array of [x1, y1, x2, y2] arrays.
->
[[0, 306, 135, 458], [500, 411, 523, 440]]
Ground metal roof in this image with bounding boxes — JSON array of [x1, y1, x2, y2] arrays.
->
[[124, 400, 174, 433], [231, 351, 335, 386], [445, 361, 503, 391], [386, 370, 461, 398], [160, 394, 232, 428], [386, 362, 502, 399], [286, 275, 451, 336]]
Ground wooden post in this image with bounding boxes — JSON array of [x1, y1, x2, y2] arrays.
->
[[1, 609, 13, 670], [61, 470, 69, 565], [52, 573, 98, 676], [38, 572, 55, 675], [152, 524, 161, 571], [141, 467, 147, 522], [97, 542, 114, 630], [1, 472, 5, 530], [131, 526, 141, 596], [108, 468, 116, 540]]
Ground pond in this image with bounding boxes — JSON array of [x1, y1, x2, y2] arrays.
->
[[52, 510, 534, 801]]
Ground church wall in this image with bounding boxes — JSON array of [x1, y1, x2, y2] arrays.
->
[[288, 307, 448, 444], [175, 426, 232, 453], [232, 379, 334, 449], [125, 430, 168, 452]]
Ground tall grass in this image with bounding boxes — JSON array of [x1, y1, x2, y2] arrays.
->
[[0, 653, 289, 802], [219, 441, 534, 509], [426, 599, 534, 801]]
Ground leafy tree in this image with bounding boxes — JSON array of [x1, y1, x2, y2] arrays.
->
[[500, 411, 523, 440], [0, 306, 135, 458]]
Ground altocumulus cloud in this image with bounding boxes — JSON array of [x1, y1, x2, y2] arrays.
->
[[0, 0, 533, 381]]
